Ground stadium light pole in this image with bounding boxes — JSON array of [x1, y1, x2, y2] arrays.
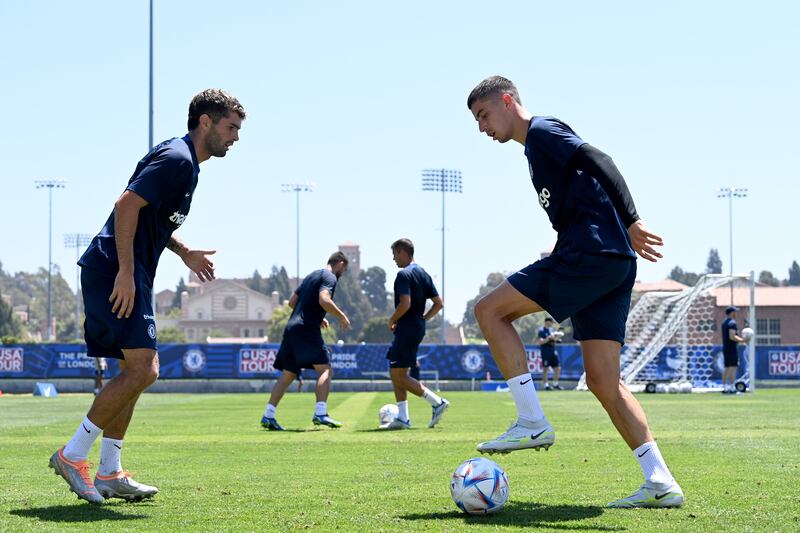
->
[[35, 179, 67, 341], [64, 234, 92, 340], [148, 0, 154, 151], [281, 182, 315, 286], [716, 187, 747, 304], [422, 169, 463, 344]]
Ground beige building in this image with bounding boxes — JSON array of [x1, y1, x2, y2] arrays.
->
[[178, 279, 282, 342], [338, 241, 361, 278]]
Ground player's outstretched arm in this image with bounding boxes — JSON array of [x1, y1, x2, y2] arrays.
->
[[319, 290, 350, 331], [627, 219, 664, 263], [110, 191, 148, 319], [167, 235, 216, 282], [423, 296, 444, 321]]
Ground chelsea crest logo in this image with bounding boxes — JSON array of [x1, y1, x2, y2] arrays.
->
[[183, 349, 207, 373], [461, 349, 485, 374]]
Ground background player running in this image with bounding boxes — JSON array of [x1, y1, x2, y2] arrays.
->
[[261, 252, 351, 431], [467, 75, 682, 508]]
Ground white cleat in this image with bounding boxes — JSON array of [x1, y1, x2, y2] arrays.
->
[[607, 480, 684, 508], [476, 418, 555, 455], [428, 399, 450, 428], [381, 418, 411, 430], [94, 470, 159, 502]]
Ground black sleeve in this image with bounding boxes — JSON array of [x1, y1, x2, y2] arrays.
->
[[568, 143, 640, 228]]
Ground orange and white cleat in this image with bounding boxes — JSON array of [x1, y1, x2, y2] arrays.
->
[[49, 447, 104, 504], [94, 470, 159, 502]]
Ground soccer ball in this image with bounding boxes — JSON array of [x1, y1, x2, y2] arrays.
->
[[741, 327, 754, 341], [553, 330, 565, 339], [450, 458, 509, 514], [378, 403, 399, 425]]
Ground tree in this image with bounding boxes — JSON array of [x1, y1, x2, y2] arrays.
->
[[788, 261, 800, 286], [171, 277, 187, 309], [669, 266, 700, 287], [461, 272, 506, 339], [706, 248, 722, 274], [159, 326, 187, 343], [332, 271, 372, 342], [359, 266, 390, 314], [359, 316, 393, 343], [246, 266, 292, 302], [0, 288, 21, 338], [758, 270, 781, 287]]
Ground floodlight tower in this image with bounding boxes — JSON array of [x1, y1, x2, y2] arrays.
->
[[64, 234, 92, 340], [34, 179, 67, 341], [281, 182, 315, 285], [422, 169, 463, 344], [716, 187, 748, 304]]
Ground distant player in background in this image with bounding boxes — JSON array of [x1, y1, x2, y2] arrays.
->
[[537, 318, 562, 390], [93, 357, 108, 396], [295, 371, 305, 393], [49, 89, 245, 504], [261, 252, 351, 430], [382, 239, 448, 430], [467, 75, 683, 508], [721, 306, 747, 394]]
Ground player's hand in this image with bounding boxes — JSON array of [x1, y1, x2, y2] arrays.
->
[[628, 220, 663, 263], [388, 319, 397, 332], [182, 249, 216, 282], [321, 318, 330, 329], [339, 315, 351, 331], [109, 271, 136, 319]]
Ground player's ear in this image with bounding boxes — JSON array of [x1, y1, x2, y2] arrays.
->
[[501, 93, 513, 107]]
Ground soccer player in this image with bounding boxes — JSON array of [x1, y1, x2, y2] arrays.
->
[[261, 252, 351, 431], [382, 238, 448, 429], [49, 89, 245, 504], [93, 357, 107, 396], [537, 317, 562, 390], [467, 76, 683, 508], [721, 306, 747, 394]]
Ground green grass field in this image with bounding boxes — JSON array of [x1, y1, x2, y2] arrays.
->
[[1, 389, 799, 532]]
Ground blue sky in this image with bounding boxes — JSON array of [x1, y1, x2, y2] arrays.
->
[[1, 1, 797, 326]]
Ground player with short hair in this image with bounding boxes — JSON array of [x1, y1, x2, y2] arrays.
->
[[538, 318, 562, 390], [721, 306, 747, 394], [261, 252, 351, 431], [467, 75, 683, 508], [49, 89, 245, 504], [382, 238, 448, 429]]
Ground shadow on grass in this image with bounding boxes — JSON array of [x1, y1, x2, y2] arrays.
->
[[9, 502, 150, 523], [401, 501, 622, 531], [357, 428, 421, 433]]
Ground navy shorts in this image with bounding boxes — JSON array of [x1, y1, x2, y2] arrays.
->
[[541, 351, 560, 368], [723, 350, 739, 368], [81, 268, 156, 360], [387, 330, 425, 369], [274, 333, 330, 374], [507, 252, 637, 344]]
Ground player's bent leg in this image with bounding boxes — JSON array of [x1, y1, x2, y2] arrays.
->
[[86, 349, 159, 429], [389, 367, 410, 402], [311, 365, 341, 428], [262, 371, 295, 430]]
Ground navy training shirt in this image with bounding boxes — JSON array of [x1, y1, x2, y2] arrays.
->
[[524, 117, 635, 258], [538, 326, 556, 358], [285, 269, 338, 336], [393, 263, 439, 336], [721, 317, 738, 355], [79, 135, 200, 284]]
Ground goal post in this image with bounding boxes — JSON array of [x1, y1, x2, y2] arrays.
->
[[575, 271, 756, 392]]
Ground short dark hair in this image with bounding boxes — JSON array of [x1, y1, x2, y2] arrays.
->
[[328, 251, 348, 267], [544, 317, 555, 323], [391, 238, 414, 257], [467, 75, 521, 110], [187, 89, 246, 130]]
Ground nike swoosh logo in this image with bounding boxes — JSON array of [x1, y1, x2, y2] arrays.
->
[[520, 378, 532, 385], [654, 492, 671, 500], [638, 449, 651, 458], [185, 192, 191, 197], [113, 444, 122, 450], [82, 424, 90, 433], [531, 429, 547, 440]]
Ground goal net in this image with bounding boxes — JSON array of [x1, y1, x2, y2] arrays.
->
[[576, 273, 755, 392]]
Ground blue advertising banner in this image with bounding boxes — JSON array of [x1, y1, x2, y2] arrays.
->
[[0, 344, 798, 381]]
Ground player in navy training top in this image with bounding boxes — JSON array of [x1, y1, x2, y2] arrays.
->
[[537, 317, 562, 391], [49, 90, 245, 504], [381, 239, 448, 430], [261, 252, 351, 431], [721, 306, 747, 393], [467, 76, 683, 508]]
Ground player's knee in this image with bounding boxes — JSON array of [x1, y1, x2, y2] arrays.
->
[[474, 297, 496, 327], [585, 373, 616, 401]]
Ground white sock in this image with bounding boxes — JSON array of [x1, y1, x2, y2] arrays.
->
[[397, 401, 409, 421], [63, 416, 102, 461], [315, 401, 327, 416], [98, 437, 123, 476], [508, 373, 545, 423], [264, 403, 276, 418], [634, 441, 674, 484], [422, 386, 442, 406]]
